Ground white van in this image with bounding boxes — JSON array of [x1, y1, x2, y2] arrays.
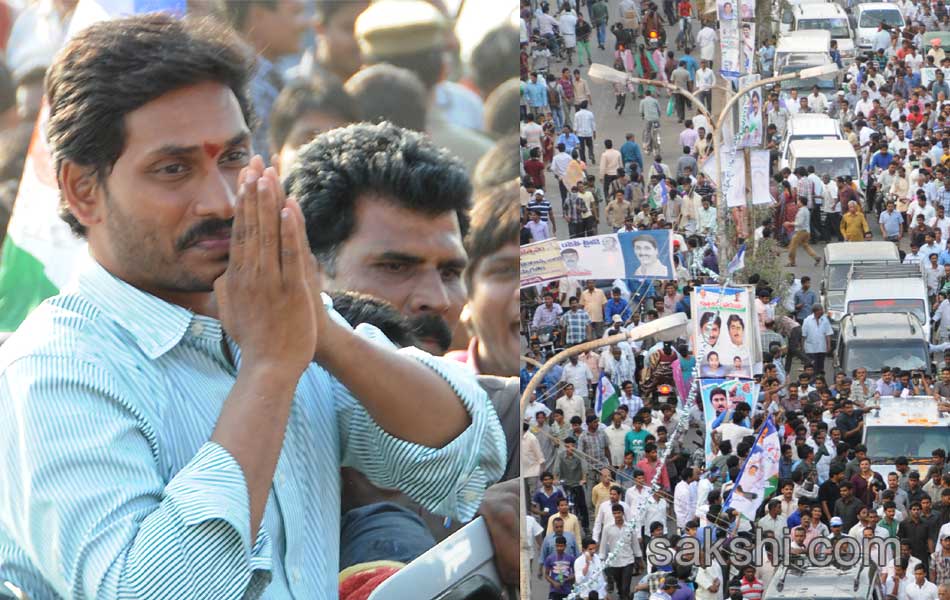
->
[[854, 3, 905, 54], [787, 139, 860, 185], [774, 30, 833, 77], [845, 266, 931, 339], [780, 0, 829, 35], [779, 114, 843, 169], [792, 3, 855, 60]]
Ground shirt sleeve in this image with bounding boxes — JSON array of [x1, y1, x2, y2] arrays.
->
[[0, 356, 272, 599], [332, 316, 507, 524]]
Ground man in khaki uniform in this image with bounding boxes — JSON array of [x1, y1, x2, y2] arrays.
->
[[581, 279, 608, 337], [355, 0, 493, 173]]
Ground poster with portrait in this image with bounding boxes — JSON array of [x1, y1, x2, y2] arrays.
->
[[737, 74, 762, 149], [699, 377, 759, 464], [520, 239, 568, 287], [750, 150, 772, 205], [741, 22, 755, 75], [718, 0, 737, 20], [618, 230, 675, 279], [720, 150, 747, 208], [558, 234, 626, 280], [691, 285, 757, 378], [719, 17, 740, 80]]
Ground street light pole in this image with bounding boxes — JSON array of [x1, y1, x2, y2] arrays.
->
[[588, 62, 840, 272], [712, 62, 841, 271]]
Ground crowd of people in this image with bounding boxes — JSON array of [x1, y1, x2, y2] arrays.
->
[[0, 1, 525, 598], [520, 0, 950, 599]]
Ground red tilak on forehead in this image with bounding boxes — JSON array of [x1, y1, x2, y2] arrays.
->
[[203, 142, 222, 159]]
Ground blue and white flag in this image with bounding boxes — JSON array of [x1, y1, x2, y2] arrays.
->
[[594, 374, 620, 423], [726, 243, 747, 275], [724, 416, 780, 522]]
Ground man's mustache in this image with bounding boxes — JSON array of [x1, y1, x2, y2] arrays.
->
[[176, 218, 234, 251], [408, 314, 453, 353]]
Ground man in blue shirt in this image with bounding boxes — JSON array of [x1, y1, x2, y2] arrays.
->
[[0, 16, 506, 599], [879, 199, 904, 242], [524, 71, 550, 114], [678, 49, 699, 81], [604, 287, 631, 323], [621, 132, 644, 176], [558, 125, 581, 155], [793, 276, 818, 322], [869, 143, 894, 172]]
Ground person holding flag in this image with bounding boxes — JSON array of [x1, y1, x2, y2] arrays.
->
[[724, 417, 781, 525]]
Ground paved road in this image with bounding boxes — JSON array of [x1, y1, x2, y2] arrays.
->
[[524, 3, 831, 597]]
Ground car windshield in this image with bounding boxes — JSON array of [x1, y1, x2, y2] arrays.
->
[[859, 9, 903, 27], [780, 76, 838, 93], [828, 264, 851, 289], [847, 298, 926, 324], [794, 156, 858, 178], [866, 426, 950, 459], [797, 18, 851, 38], [844, 340, 929, 373]]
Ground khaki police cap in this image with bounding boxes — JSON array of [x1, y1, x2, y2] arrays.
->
[[355, 0, 447, 58]]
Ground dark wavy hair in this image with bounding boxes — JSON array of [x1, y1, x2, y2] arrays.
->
[[45, 14, 254, 237], [284, 121, 471, 275]]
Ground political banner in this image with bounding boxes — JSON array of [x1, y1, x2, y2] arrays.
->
[[750, 150, 772, 205], [692, 285, 758, 378], [520, 239, 568, 287], [618, 230, 675, 279], [699, 377, 759, 464], [724, 416, 781, 522], [741, 22, 755, 74], [737, 74, 762, 149], [559, 234, 626, 279], [718, 0, 738, 20], [719, 18, 740, 80], [721, 150, 747, 208]]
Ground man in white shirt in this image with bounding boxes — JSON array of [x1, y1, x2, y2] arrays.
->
[[604, 411, 631, 469], [694, 548, 723, 600], [696, 60, 716, 111], [552, 143, 573, 201], [574, 538, 608, 598], [801, 304, 833, 373], [855, 91, 875, 119], [573, 102, 596, 163], [931, 207, 950, 242], [674, 467, 699, 531], [599, 504, 641, 598], [556, 383, 586, 425], [696, 24, 717, 63], [561, 355, 595, 398], [521, 114, 544, 152], [558, 7, 578, 56], [906, 563, 939, 600], [593, 485, 631, 542], [807, 86, 829, 113]]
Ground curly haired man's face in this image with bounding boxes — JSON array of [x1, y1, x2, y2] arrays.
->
[[328, 196, 468, 355], [67, 82, 251, 309]]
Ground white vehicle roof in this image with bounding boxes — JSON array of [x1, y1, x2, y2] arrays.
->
[[777, 30, 832, 53], [788, 139, 856, 158], [846, 277, 926, 300], [787, 114, 841, 137], [865, 397, 950, 428], [793, 3, 848, 19], [857, 2, 904, 12], [824, 241, 899, 264]]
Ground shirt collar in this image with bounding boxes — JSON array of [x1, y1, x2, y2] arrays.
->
[[75, 257, 209, 359]]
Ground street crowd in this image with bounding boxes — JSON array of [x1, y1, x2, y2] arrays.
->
[[519, 0, 950, 598], [0, 1, 523, 599]]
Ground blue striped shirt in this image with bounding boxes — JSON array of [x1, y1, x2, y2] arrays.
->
[[0, 259, 505, 599]]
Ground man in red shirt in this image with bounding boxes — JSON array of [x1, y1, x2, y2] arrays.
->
[[636, 442, 671, 490]]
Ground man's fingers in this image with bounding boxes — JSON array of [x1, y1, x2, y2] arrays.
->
[[279, 200, 301, 287], [257, 167, 281, 270], [230, 178, 247, 265], [244, 167, 262, 272], [287, 198, 311, 285]]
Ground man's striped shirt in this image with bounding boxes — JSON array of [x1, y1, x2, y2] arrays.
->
[[0, 258, 505, 599]]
